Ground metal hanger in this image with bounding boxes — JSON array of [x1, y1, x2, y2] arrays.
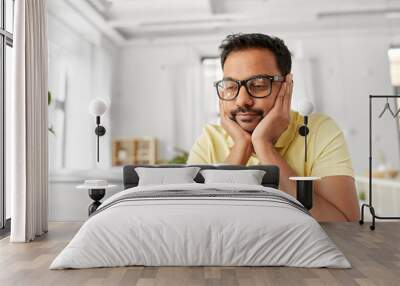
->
[[378, 97, 395, 118]]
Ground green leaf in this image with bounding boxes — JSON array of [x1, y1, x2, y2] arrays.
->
[[48, 91, 52, 106], [48, 127, 55, 135], [167, 150, 189, 164]]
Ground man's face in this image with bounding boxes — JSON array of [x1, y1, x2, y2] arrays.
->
[[221, 48, 283, 133]]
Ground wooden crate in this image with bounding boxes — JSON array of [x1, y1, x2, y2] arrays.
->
[[112, 137, 157, 166]]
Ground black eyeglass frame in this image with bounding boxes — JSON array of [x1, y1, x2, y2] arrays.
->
[[213, 75, 285, 101]]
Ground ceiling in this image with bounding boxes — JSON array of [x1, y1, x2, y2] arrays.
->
[[60, 0, 400, 44]]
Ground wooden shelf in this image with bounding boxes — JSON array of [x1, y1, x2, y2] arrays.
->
[[112, 137, 157, 166]]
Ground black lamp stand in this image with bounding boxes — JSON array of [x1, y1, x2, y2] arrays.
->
[[294, 116, 314, 210], [299, 116, 310, 162], [295, 180, 313, 210], [88, 188, 105, 215], [94, 116, 106, 162]]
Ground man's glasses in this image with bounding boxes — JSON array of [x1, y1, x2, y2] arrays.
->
[[214, 75, 285, 101]]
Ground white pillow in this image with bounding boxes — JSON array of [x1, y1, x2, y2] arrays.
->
[[135, 167, 201, 186], [200, 169, 266, 185]]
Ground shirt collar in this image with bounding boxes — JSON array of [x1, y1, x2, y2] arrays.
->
[[226, 110, 300, 149]]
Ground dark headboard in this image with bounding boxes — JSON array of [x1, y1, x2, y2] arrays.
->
[[123, 164, 280, 190]]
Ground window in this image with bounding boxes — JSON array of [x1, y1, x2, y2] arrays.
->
[[201, 57, 222, 125], [388, 47, 400, 91], [0, 0, 14, 234], [388, 47, 400, 172]]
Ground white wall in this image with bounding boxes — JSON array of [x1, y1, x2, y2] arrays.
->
[[47, 2, 120, 221], [113, 26, 400, 174], [47, 0, 400, 175], [44, 1, 400, 221], [112, 45, 205, 160], [48, 3, 117, 171], [285, 29, 398, 174]]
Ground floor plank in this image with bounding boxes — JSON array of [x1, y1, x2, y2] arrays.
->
[[0, 222, 399, 286]]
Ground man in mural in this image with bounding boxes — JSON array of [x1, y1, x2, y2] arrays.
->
[[187, 33, 359, 222]]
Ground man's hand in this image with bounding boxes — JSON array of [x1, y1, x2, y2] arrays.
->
[[251, 74, 293, 147], [219, 101, 252, 146], [219, 101, 253, 165]]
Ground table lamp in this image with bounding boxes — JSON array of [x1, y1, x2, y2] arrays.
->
[[289, 100, 321, 210], [89, 98, 108, 162]]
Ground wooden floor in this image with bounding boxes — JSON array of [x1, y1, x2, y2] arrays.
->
[[0, 222, 399, 286]]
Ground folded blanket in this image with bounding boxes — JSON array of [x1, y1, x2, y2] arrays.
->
[[91, 188, 310, 217]]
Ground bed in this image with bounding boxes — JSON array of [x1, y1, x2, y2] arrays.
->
[[50, 164, 350, 269]]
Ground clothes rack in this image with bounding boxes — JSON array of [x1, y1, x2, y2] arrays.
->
[[360, 95, 400, 230]]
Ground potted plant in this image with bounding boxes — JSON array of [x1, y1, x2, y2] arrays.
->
[[168, 147, 189, 164], [358, 191, 367, 207]]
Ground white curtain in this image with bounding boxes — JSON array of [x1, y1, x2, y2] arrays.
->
[[9, 0, 48, 242]]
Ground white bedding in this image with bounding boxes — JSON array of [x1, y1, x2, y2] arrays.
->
[[50, 183, 350, 269]]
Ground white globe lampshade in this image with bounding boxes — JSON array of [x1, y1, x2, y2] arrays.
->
[[89, 98, 108, 117], [298, 100, 314, 116]]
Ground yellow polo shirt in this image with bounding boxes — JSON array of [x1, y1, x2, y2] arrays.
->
[[187, 111, 354, 178]]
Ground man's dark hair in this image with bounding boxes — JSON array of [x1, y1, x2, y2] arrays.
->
[[219, 33, 292, 76]]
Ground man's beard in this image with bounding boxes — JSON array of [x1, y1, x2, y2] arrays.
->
[[229, 106, 264, 121], [228, 106, 264, 133]]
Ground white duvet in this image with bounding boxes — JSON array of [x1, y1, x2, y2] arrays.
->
[[50, 183, 350, 269]]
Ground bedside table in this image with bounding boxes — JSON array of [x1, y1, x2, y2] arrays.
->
[[77, 180, 117, 215]]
